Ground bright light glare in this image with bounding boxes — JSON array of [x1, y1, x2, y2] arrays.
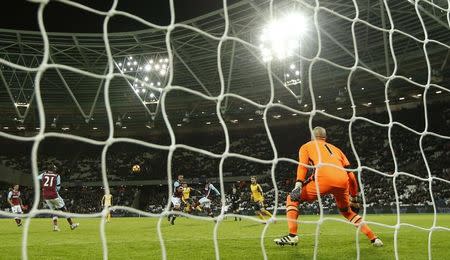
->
[[259, 13, 307, 61], [160, 70, 166, 76], [150, 93, 155, 98], [145, 64, 151, 71], [144, 76, 149, 81]]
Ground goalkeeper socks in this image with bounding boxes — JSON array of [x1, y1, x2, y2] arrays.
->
[[286, 195, 300, 235], [360, 224, 376, 241], [341, 210, 376, 241], [286, 209, 299, 235]]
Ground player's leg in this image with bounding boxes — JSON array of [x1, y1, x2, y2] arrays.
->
[[259, 201, 272, 219], [45, 200, 60, 231], [169, 197, 182, 225], [333, 189, 382, 247], [274, 194, 300, 245], [104, 205, 111, 222], [275, 181, 326, 245], [12, 206, 23, 226], [55, 197, 79, 230]]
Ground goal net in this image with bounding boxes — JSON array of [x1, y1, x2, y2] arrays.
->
[[0, 0, 449, 259]]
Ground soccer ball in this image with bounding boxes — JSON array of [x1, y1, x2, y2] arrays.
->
[[132, 164, 141, 173]]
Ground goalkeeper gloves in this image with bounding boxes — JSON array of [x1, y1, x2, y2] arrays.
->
[[289, 181, 302, 201], [350, 195, 361, 214]]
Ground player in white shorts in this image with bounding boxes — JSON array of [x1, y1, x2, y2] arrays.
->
[[199, 182, 220, 218], [7, 184, 23, 227], [38, 165, 79, 231]]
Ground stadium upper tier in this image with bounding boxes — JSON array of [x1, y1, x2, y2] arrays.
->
[[0, 0, 449, 133]]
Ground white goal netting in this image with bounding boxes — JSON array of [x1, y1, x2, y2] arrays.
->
[[0, 0, 449, 259]]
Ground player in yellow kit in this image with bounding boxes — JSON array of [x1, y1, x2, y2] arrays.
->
[[101, 193, 113, 223], [182, 182, 193, 213], [250, 176, 272, 221]]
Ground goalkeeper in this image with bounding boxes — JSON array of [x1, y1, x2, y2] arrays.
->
[[274, 127, 383, 247]]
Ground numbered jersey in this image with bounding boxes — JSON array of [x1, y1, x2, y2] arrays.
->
[[40, 172, 60, 199]]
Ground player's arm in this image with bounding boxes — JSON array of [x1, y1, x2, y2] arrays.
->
[[210, 184, 220, 196], [56, 175, 61, 191], [7, 191, 13, 206], [338, 149, 358, 196], [348, 172, 359, 197], [257, 184, 264, 197], [296, 144, 309, 183], [101, 195, 105, 206]]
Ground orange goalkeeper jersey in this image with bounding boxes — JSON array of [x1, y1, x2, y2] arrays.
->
[[297, 139, 358, 196]]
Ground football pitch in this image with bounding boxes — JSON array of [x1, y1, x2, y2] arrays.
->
[[1, 214, 449, 259]]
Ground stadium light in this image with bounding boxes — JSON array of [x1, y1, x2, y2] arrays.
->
[[259, 13, 307, 61], [92, 127, 98, 130], [145, 64, 151, 71], [150, 93, 155, 98], [318, 95, 322, 99]]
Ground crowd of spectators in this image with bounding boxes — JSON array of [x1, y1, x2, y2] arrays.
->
[[1, 102, 449, 215]]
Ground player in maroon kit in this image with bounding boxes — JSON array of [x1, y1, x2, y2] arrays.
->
[[38, 165, 79, 231], [168, 185, 184, 225], [7, 184, 23, 227]]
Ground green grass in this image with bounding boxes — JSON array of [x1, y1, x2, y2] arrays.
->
[[1, 214, 449, 259]]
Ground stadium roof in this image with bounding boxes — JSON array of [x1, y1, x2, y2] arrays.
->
[[0, 0, 449, 135]]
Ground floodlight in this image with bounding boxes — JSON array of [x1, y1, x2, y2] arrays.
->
[[259, 13, 307, 61], [144, 64, 151, 71]]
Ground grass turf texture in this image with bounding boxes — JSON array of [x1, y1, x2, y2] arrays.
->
[[1, 214, 449, 259]]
